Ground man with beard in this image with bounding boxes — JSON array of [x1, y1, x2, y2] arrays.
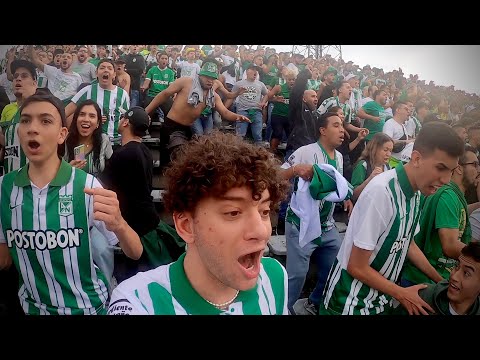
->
[[401, 145, 480, 287], [65, 59, 130, 141], [286, 89, 320, 154], [72, 46, 97, 84], [145, 60, 250, 164], [28, 46, 82, 105]]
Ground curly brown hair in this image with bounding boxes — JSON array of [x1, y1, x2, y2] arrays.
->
[[163, 131, 290, 214]]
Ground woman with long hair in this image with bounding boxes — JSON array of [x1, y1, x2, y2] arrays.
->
[[65, 99, 113, 176], [350, 132, 393, 202]]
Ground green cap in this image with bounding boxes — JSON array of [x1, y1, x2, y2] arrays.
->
[[158, 45, 166, 51], [199, 61, 218, 79], [324, 66, 337, 76]]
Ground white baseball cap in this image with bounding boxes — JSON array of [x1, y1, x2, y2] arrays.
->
[[345, 73, 358, 81]]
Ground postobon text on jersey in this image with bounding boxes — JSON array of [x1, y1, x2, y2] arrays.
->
[[6, 228, 84, 250]]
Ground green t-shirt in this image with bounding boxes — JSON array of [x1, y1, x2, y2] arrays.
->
[[362, 101, 387, 141], [403, 182, 471, 284], [88, 58, 101, 67], [271, 83, 290, 117], [351, 161, 368, 189], [146, 66, 176, 97], [262, 65, 278, 87]]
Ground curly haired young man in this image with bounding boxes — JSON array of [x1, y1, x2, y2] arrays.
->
[[108, 131, 290, 315]]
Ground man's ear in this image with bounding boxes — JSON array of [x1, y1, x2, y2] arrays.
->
[[173, 211, 195, 245], [410, 150, 421, 168]]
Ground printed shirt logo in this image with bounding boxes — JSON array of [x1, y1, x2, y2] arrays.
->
[[204, 62, 217, 73], [58, 195, 73, 216], [4, 145, 19, 158], [108, 299, 134, 315], [243, 86, 258, 101], [9, 202, 23, 210]]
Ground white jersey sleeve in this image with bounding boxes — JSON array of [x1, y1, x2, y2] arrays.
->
[[107, 286, 149, 315], [349, 183, 393, 251]]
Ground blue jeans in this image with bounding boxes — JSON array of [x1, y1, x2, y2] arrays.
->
[[278, 149, 295, 223], [236, 109, 263, 144], [191, 114, 213, 135], [399, 277, 416, 288], [130, 90, 140, 108], [286, 222, 342, 312], [265, 102, 274, 142]]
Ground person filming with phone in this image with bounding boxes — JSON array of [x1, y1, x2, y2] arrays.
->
[[64, 99, 113, 177]]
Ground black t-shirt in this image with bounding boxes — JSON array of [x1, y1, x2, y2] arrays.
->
[[124, 53, 146, 90], [287, 103, 320, 152], [100, 141, 159, 236]]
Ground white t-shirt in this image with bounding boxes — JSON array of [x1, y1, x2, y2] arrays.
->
[[221, 54, 240, 86], [470, 208, 480, 241], [43, 64, 83, 100], [0, 73, 15, 102], [176, 61, 200, 78], [405, 117, 417, 138], [383, 118, 410, 160]]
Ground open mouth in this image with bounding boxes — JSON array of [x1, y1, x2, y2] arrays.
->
[[62, 61, 68, 66], [237, 249, 262, 279], [102, 74, 109, 80], [28, 140, 40, 151], [450, 283, 460, 291], [80, 123, 91, 129]]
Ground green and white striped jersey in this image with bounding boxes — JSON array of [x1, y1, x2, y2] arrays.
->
[[108, 254, 288, 315], [3, 111, 27, 174], [317, 96, 352, 124], [322, 163, 421, 315], [71, 83, 130, 140], [0, 160, 119, 315], [36, 70, 48, 88], [349, 88, 363, 118]]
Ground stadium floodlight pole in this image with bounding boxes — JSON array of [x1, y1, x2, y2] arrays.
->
[[291, 45, 342, 60]]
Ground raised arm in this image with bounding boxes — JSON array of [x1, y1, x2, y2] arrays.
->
[[27, 45, 45, 72], [214, 92, 250, 123]]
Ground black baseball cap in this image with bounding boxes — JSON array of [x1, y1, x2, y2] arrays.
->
[[11, 60, 37, 81], [122, 106, 150, 134]]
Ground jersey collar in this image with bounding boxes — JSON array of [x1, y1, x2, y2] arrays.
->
[[169, 253, 259, 314], [395, 162, 415, 199], [14, 159, 72, 188]]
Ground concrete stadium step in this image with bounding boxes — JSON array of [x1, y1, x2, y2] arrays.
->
[[151, 190, 165, 203], [268, 235, 287, 256]]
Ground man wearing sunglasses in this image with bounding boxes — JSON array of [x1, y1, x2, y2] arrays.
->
[[401, 144, 480, 287]]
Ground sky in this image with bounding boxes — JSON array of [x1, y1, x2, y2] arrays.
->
[[269, 45, 480, 95], [2, 45, 479, 95]]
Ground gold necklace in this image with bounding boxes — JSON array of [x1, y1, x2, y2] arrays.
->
[[204, 290, 239, 309]]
